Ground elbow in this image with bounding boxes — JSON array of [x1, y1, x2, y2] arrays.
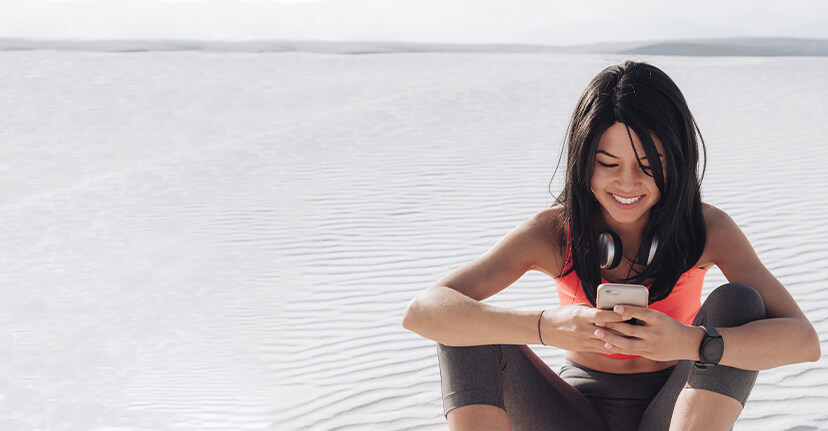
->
[[402, 286, 456, 343], [402, 297, 425, 332], [796, 319, 822, 363], [402, 291, 444, 341], [401, 304, 416, 331], [806, 326, 822, 363]]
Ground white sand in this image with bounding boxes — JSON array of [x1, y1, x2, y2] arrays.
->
[[0, 50, 826, 430]]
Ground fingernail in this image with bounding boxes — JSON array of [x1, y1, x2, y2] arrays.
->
[[604, 343, 613, 349], [594, 322, 605, 327], [614, 305, 625, 314], [594, 329, 604, 338]]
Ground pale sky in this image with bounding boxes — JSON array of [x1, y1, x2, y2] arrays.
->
[[0, 0, 826, 45]]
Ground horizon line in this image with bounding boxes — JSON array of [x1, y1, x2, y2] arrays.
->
[[2, 36, 828, 57]]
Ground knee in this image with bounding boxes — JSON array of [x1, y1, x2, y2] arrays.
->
[[708, 283, 764, 308], [436, 343, 511, 372], [437, 343, 501, 363], [695, 283, 766, 327], [437, 343, 500, 354]]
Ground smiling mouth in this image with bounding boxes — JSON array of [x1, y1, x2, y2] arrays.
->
[[611, 194, 643, 204]]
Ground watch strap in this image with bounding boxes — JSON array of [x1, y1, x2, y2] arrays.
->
[[701, 325, 721, 339], [695, 326, 723, 369]]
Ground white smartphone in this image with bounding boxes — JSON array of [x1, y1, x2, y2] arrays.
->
[[596, 283, 649, 325]]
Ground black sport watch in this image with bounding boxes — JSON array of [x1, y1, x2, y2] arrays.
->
[[695, 326, 724, 369]]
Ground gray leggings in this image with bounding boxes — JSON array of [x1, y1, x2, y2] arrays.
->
[[437, 283, 766, 431]]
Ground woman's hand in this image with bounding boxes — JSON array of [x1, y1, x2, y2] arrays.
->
[[594, 305, 703, 361], [540, 304, 633, 353]]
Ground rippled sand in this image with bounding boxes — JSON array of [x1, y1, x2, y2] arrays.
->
[[1, 51, 826, 430]]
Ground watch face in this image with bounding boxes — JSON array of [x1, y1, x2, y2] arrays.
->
[[702, 338, 724, 363]]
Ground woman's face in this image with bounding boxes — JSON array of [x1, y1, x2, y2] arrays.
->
[[590, 122, 666, 227]]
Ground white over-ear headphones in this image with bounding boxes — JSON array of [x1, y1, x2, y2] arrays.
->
[[598, 232, 658, 269]]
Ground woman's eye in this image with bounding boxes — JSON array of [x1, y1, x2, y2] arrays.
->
[[596, 161, 653, 173]]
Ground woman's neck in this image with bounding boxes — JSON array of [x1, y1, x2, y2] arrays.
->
[[596, 210, 650, 259], [597, 210, 649, 238]]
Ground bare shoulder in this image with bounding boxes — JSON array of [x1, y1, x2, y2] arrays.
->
[[697, 202, 738, 269], [699, 202, 756, 269], [699, 204, 810, 321], [701, 202, 731, 229]]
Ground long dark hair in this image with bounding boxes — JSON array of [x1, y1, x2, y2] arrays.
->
[[554, 60, 707, 306]]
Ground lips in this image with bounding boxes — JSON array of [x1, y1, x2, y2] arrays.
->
[[612, 194, 643, 204], [607, 193, 645, 210]]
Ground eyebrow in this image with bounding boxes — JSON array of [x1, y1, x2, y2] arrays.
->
[[597, 150, 663, 159]]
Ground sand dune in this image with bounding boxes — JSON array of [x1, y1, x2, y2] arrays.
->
[[1, 50, 826, 430]]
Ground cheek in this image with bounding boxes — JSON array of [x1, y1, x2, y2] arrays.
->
[[591, 170, 611, 187], [590, 173, 600, 189], [646, 178, 658, 194], [590, 174, 609, 198], [648, 181, 661, 201]]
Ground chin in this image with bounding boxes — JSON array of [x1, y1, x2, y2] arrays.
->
[[607, 212, 644, 225], [601, 202, 654, 224]]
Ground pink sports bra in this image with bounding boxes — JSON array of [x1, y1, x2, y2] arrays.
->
[[555, 228, 707, 359]]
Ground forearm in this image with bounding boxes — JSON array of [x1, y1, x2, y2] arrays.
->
[[402, 285, 541, 346], [685, 317, 821, 370]]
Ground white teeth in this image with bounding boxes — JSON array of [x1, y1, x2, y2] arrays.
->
[[612, 194, 641, 204]]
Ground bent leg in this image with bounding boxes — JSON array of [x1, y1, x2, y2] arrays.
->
[[637, 283, 766, 430], [437, 343, 606, 431], [447, 404, 512, 431], [670, 386, 743, 431]]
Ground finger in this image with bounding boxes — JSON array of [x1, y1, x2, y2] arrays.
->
[[588, 339, 610, 353], [613, 305, 659, 323], [597, 336, 626, 354], [595, 325, 628, 338], [601, 342, 623, 354], [592, 309, 633, 324], [596, 330, 643, 354], [600, 322, 645, 338]]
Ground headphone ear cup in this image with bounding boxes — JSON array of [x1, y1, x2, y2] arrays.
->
[[646, 234, 658, 266], [638, 231, 659, 266], [598, 232, 623, 270]]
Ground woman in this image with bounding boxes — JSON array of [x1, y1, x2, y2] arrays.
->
[[401, 61, 820, 431]]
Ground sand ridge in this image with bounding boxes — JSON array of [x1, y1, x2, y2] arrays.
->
[[0, 51, 825, 430]]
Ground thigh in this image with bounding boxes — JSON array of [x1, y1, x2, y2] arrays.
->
[[686, 283, 763, 405], [560, 361, 673, 431], [637, 283, 766, 429], [500, 345, 607, 430], [636, 360, 693, 430], [437, 343, 607, 431]]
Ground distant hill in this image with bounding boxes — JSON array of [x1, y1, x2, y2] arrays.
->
[[1, 37, 827, 56], [571, 38, 828, 57]]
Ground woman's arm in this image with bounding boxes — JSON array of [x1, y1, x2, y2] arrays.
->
[[403, 207, 629, 350], [403, 285, 545, 346], [696, 205, 821, 369], [408, 283, 630, 350], [402, 208, 562, 346]]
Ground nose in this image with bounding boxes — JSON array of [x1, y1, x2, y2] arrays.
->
[[616, 164, 645, 190]]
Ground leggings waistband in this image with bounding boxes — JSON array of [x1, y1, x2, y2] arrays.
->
[[559, 360, 675, 401]]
